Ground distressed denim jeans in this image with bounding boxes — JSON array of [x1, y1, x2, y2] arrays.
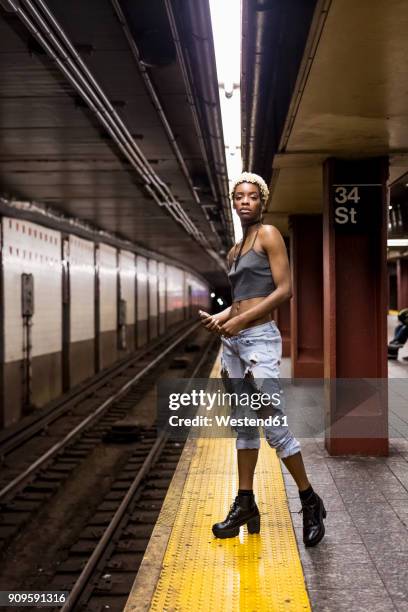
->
[[220, 321, 301, 458]]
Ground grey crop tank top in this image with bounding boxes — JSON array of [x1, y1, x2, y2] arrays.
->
[[228, 224, 276, 301]]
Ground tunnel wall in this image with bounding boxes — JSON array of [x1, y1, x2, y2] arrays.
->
[[0, 215, 210, 429], [2, 218, 62, 425]]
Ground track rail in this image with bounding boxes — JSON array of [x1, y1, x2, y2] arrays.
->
[[58, 335, 218, 612], [0, 322, 201, 503], [0, 320, 197, 458]]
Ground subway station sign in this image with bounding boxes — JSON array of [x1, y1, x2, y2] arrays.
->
[[332, 183, 383, 233]]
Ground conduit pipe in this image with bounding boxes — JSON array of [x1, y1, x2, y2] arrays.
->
[[163, 1, 218, 204], [4, 0, 216, 251], [25, 0, 202, 240], [109, 0, 224, 248], [111, 0, 200, 207], [183, 2, 233, 229], [111, 0, 225, 247], [165, 0, 234, 241], [163, 0, 225, 245]]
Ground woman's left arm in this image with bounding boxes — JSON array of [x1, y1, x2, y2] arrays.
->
[[220, 226, 292, 335]]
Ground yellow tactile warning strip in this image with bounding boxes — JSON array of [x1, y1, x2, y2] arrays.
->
[[124, 348, 311, 612], [149, 438, 310, 612]]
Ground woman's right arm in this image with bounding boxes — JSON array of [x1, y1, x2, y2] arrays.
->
[[199, 307, 231, 333], [213, 307, 231, 324]]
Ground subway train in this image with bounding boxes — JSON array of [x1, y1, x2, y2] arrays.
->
[[0, 211, 210, 429]]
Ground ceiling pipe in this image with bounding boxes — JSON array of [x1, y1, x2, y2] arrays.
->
[[110, 0, 200, 207], [163, 0, 228, 249], [5, 0, 220, 252], [242, 1, 271, 172], [165, 0, 234, 243], [19, 2, 152, 186], [110, 0, 224, 251], [242, 0, 319, 177], [188, 2, 233, 233], [17, 0, 197, 239], [163, 1, 218, 202], [27, 0, 215, 246], [3, 0, 227, 269], [26, 0, 162, 190]]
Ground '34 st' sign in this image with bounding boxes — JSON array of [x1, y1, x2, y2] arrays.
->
[[332, 183, 383, 233]]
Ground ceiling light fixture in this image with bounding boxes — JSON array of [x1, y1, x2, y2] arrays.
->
[[209, 0, 242, 241]]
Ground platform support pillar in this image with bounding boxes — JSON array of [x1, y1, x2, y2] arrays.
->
[[289, 215, 323, 377], [323, 157, 389, 456]]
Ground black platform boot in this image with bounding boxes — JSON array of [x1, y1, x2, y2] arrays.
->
[[299, 491, 326, 547], [212, 493, 260, 538]]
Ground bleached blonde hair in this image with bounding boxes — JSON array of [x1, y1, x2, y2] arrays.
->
[[230, 172, 270, 208]]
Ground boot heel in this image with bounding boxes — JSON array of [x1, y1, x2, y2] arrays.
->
[[322, 505, 327, 519], [247, 514, 260, 534]]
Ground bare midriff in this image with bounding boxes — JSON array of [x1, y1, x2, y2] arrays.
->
[[229, 296, 272, 330]]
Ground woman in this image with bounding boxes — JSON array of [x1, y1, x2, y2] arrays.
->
[[199, 171, 326, 547]]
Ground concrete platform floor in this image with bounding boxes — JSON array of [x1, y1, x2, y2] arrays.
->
[[388, 313, 408, 378], [280, 315, 408, 611], [282, 437, 408, 612]]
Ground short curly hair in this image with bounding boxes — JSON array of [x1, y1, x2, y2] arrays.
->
[[230, 172, 270, 207]]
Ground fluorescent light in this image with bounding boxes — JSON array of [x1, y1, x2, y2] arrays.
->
[[209, 0, 242, 241], [387, 239, 408, 246], [209, 1, 240, 90], [217, 297, 224, 306]]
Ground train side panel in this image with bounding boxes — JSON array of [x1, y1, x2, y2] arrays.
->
[[0, 215, 210, 429], [148, 259, 158, 340], [158, 261, 166, 335], [98, 243, 117, 369], [69, 235, 95, 386], [119, 249, 136, 353], [2, 218, 62, 425], [136, 255, 148, 347], [167, 265, 184, 326]]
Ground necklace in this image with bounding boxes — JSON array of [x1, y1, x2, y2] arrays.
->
[[233, 220, 262, 311], [233, 221, 261, 267]]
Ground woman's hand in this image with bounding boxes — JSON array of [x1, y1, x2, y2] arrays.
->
[[219, 315, 246, 337], [198, 311, 223, 335]]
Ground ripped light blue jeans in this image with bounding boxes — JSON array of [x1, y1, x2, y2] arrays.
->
[[220, 321, 301, 459]]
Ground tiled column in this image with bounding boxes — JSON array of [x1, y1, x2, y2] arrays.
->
[[323, 157, 389, 456]]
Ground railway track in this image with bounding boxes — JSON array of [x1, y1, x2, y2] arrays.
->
[[0, 325, 219, 611], [0, 323, 216, 553], [0, 320, 199, 464], [57, 336, 218, 612], [55, 434, 182, 612]]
